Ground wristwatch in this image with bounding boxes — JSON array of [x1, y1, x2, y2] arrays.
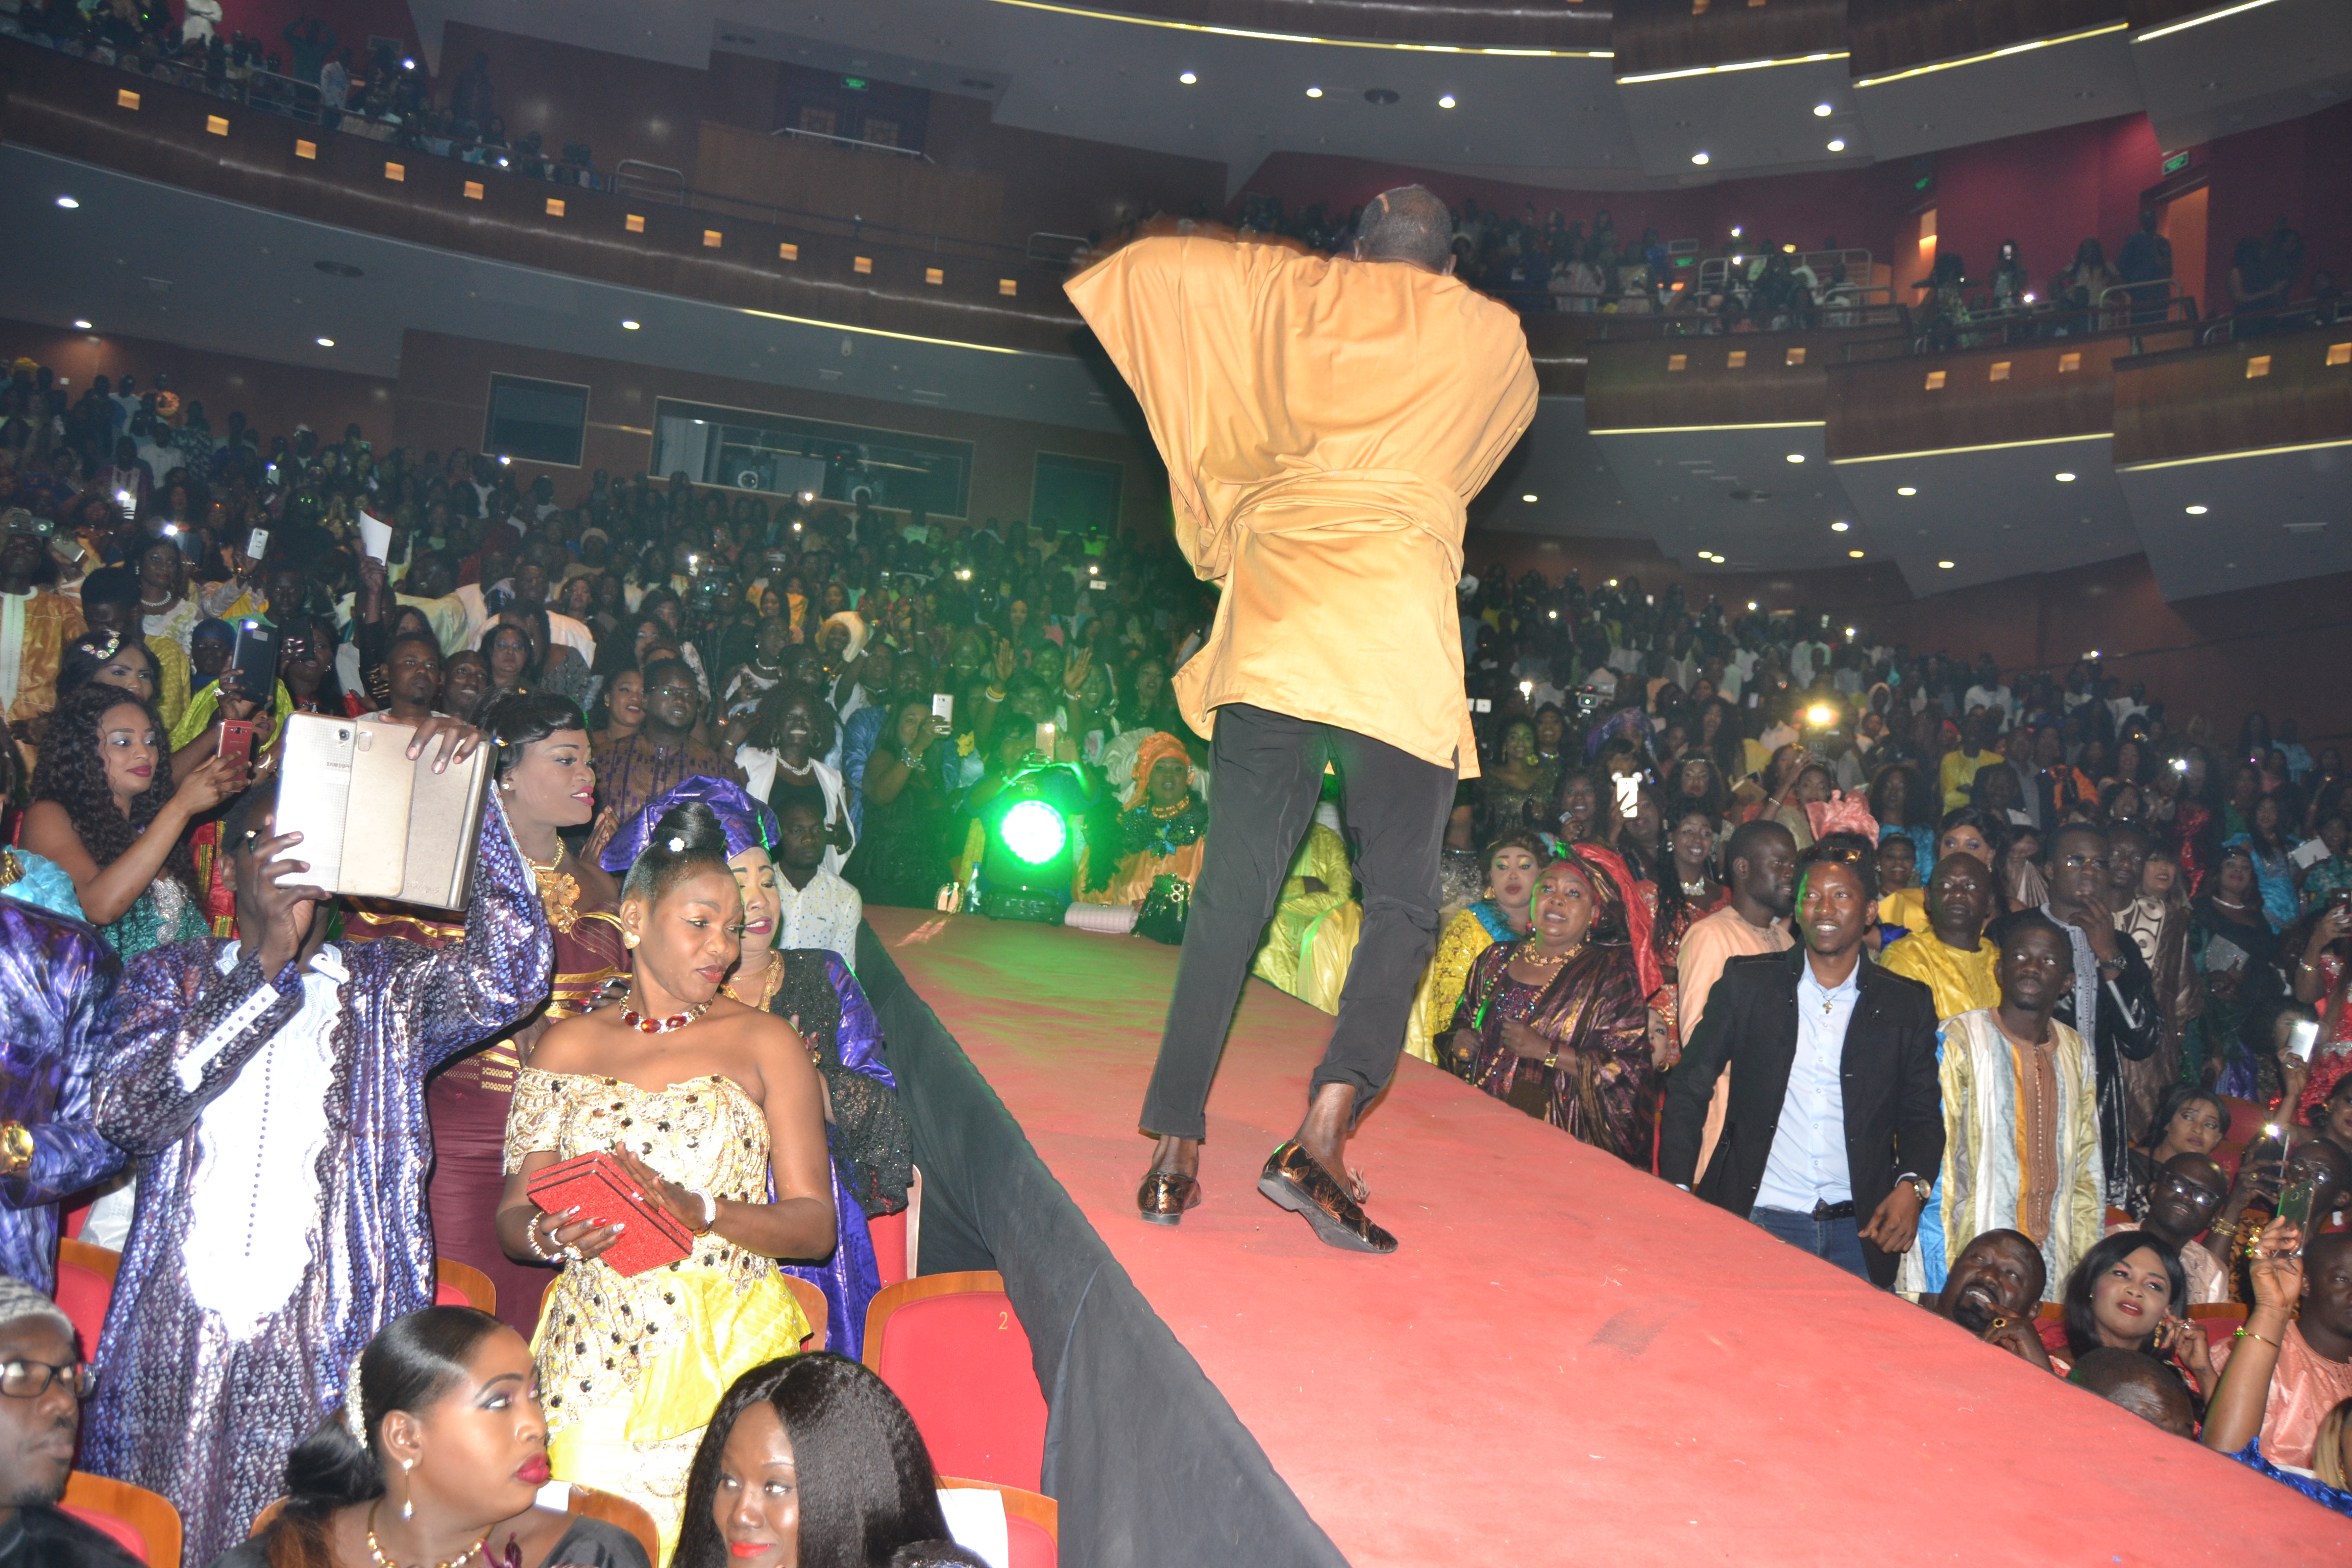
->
[[0, 1121, 33, 1179], [1898, 1173, 1931, 1205]]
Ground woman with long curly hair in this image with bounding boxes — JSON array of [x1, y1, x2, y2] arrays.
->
[[22, 681, 234, 957]]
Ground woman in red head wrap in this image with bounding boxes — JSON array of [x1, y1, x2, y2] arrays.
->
[[1443, 844, 1661, 1166]]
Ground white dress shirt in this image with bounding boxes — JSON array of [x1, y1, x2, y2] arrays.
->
[[776, 868, 862, 974], [1754, 960, 1858, 1213]]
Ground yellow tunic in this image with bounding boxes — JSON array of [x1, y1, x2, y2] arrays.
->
[[1, 588, 83, 727], [1065, 228, 1537, 773], [1251, 823, 1355, 1006], [1878, 930, 2001, 1021], [505, 1071, 809, 1561], [1403, 905, 1506, 1065]]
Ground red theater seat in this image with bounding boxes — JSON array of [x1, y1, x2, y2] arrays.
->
[[55, 1239, 119, 1358], [785, 1274, 830, 1352], [869, 1209, 910, 1287], [433, 1258, 497, 1315], [940, 1477, 1058, 1568], [863, 1270, 1048, 1491], [63, 1472, 181, 1566]]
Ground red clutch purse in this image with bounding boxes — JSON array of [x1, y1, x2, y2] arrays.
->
[[525, 1151, 697, 1277]]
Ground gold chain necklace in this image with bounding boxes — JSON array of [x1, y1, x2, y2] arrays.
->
[[365, 1502, 487, 1568], [723, 952, 786, 1012]]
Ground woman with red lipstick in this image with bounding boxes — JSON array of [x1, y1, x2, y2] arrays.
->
[[671, 1355, 951, 1568], [215, 1305, 650, 1568], [24, 682, 234, 956], [349, 694, 625, 1339], [501, 801, 835, 1560], [2054, 1232, 2214, 1395]]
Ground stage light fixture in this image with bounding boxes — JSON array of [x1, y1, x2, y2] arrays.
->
[[999, 801, 1067, 866], [977, 765, 1092, 923]]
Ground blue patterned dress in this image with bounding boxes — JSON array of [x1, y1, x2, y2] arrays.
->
[[0, 895, 123, 1295], [79, 802, 552, 1564]]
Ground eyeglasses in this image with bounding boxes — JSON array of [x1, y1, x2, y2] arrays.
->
[[649, 683, 696, 699], [0, 1359, 96, 1400], [2059, 854, 2110, 872], [2150, 1173, 2223, 1210]]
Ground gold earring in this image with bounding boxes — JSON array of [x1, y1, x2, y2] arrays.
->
[[623, 931, 638, 948]]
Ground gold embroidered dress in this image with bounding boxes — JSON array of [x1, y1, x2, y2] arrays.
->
[[504, 1070, 810, 1559]]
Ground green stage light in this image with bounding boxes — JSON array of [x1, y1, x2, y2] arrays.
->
[[998, 800, 1068, 866]]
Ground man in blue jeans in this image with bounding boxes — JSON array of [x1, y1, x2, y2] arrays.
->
[[1661, 844, 1944, 1286]]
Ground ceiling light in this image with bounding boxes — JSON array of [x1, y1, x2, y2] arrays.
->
[[1785, 453, 1804, 463], [1897, 486, 1917, 496], [621, 320, 641, 330], [1814, 102, 1834, 117], [1849, 549, 1865, 558], [1830, 520, 1850, 532], [1306, 86, 1323, 97], [1179, 70, 1196, 84], [1438, 94, 1457, 109], [315, 337, 335, 348], [1690, 151, 1710, 166], [2054, 471, 2076, 482], [2186, 504, 2208, 514], [1827, 138, 1847, 152], [72, 319, 92, 330], [1521, 493, 1538, 502], [1938, 559, 1955, 569], [54, 195, 78, 209]]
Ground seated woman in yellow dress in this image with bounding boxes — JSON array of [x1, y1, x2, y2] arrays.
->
[[1074, 730, 1207, 905], [1404, 829, 1548, 1065], [1250, 798, 1360, 1012], [498, 795, 836, 1560]]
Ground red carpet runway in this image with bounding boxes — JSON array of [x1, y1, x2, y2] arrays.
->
[[864, 906, 2344, 1564]]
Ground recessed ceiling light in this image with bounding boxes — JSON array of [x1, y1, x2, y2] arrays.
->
[[1306, 86, 1323, 97], [1814, 103, 1834, 117], [1179, 71, 1196, 85], [1827, 138, 1846, 152], [315, 337, 335, 348], [1938, 559, 1956, 569], [621, 320, 641, 330], [1830, 521, 1850, 532], [2185, 504, 2208, 514], [1521, 493, 1538, 502], [1690, 151, 1710, 166], [2054, 471, 2076, 482], [72, 319, 92, 330], [1849, 549, 1865, 558], [1438, 94, 1457, 109], [1785, 453, 1804, 464], [1897, 486, 1918, 496], [55, 195, 79, 209]]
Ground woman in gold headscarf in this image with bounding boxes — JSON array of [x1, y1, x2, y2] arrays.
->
[[1079, 730, 1209, 905]]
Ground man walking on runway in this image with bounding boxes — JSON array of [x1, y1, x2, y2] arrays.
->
[[1065, 187, 1537, 1252]]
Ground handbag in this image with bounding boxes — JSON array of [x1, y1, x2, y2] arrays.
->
[[1132, 873, 1192, 945]]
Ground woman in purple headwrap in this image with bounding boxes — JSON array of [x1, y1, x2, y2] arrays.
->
[[597, 776, 894, 1358]]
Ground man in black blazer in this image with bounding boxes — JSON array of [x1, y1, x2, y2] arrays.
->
[[1661, 843, 1945, 1287]]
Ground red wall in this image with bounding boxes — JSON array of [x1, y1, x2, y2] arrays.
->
[[1468, 529, 2352, 745], [203, 1, 423, 67], [2, 316, 399, 453], [2186, 100, 2352, 317]]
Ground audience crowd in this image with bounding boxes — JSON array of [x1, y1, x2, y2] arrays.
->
[[1, 241, 2350, 1562]]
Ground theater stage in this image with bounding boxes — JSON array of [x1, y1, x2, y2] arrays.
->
[[855, 908, 2346, 1566]]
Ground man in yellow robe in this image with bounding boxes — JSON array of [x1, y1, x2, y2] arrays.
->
[[1066, 188, 1536, 1252], [1879, 852, 2000, 1021]]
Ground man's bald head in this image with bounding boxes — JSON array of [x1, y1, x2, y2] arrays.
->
[[2067, 1348, 2196, 1438], [1355, 186, 1455, 272]]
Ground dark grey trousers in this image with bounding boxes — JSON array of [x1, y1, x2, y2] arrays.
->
[[1139, 703, 1456, 1141]]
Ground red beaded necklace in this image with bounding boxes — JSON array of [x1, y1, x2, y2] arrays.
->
[[618, 998, 713, 1034]]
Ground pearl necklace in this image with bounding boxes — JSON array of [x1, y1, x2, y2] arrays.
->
[[618, 997, 713, 1034]]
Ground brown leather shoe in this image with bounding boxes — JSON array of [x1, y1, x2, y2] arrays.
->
[[1258, 1141, 1396, 1253], [1137, 1169, 1200, 1226]]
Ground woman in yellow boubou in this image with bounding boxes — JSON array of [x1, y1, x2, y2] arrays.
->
[[1077, 730, 1209, 905], [496, 796, 835, 1560]]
